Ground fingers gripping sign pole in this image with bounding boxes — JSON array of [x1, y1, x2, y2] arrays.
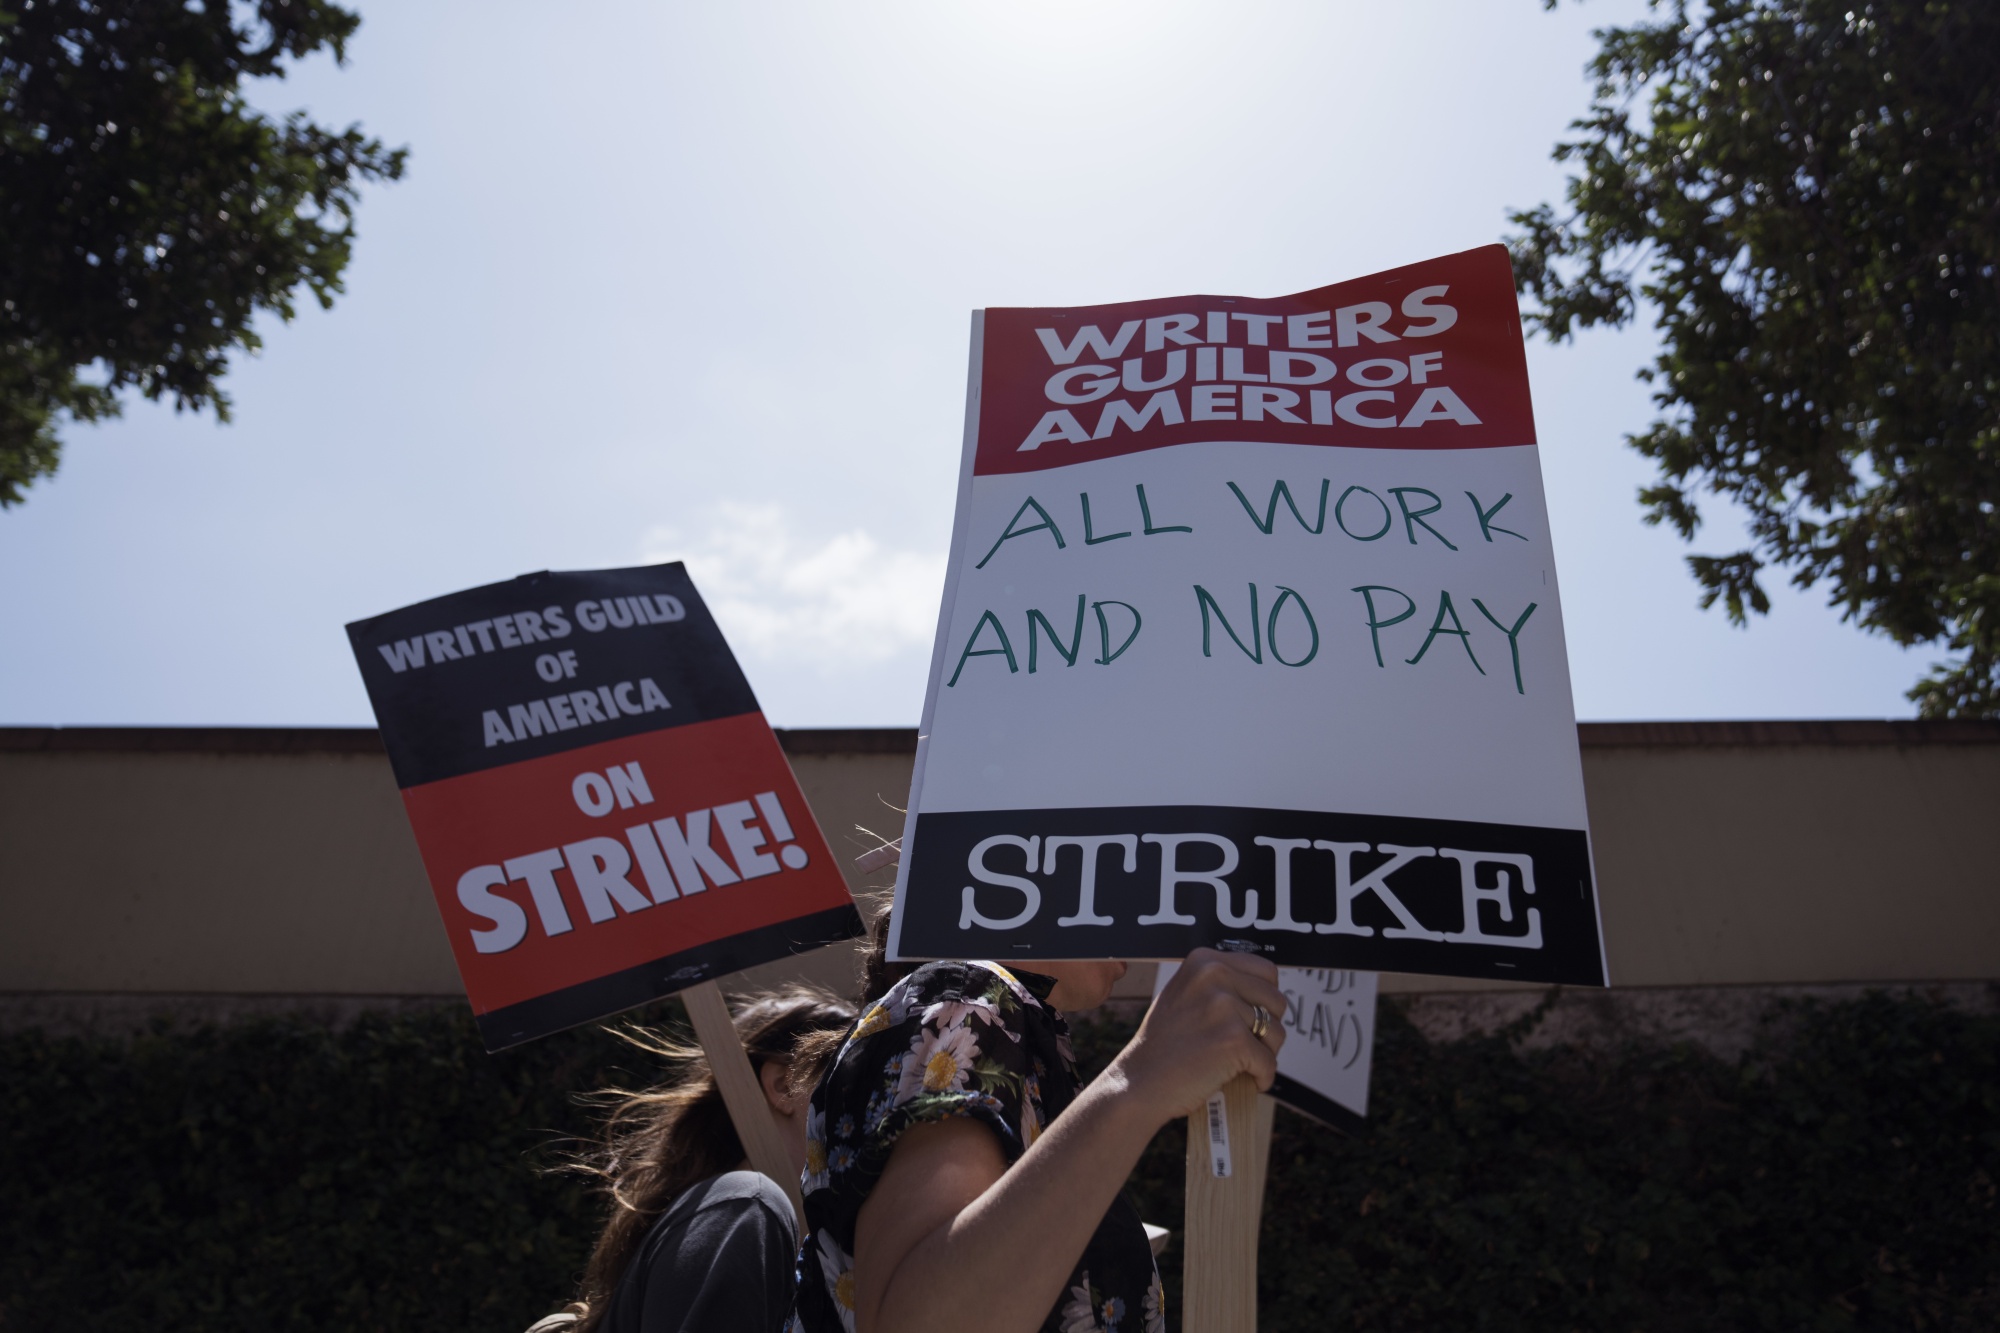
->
[[1182, 1074, 1275, 1332], [681, 980, 805, 1227]]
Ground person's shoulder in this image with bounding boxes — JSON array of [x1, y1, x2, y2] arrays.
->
[[672, 1169, 792, 1222]]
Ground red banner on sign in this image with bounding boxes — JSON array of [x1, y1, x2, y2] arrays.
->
[[974, 245, 1534, 476], [401, 712, 851, 1020]]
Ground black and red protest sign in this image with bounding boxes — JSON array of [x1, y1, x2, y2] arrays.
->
[[348, 563, 861, 1050]]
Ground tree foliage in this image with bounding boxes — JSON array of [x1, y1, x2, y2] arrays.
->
[[1508, 0, 2000, 716], [3, 994, 1995, 1331], [0, 0, 405, 506]]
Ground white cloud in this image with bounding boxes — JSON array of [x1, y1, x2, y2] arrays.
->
[[641, 503, 947, 668]]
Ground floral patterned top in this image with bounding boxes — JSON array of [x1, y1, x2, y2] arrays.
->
[[791, 961, 1163, 1333]]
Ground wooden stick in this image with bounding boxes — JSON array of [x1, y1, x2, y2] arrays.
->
[[1249, 1092, 1276, 1219], [1182, 1074, 1265, 1332], [681, 979, 804, 1226]]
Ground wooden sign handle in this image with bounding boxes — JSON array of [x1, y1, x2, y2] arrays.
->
[[681, 980, 804, 1226], [1182, 1075, 1274, 1332]]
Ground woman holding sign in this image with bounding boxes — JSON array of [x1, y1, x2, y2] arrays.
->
[[792, 936, 1284, 1333]]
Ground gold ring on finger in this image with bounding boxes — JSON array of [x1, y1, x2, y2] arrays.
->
[[1249, 1004, 1271, 1040]]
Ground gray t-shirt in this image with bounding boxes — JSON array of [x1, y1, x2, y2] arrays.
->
[[604, 1170, 798, 1333]]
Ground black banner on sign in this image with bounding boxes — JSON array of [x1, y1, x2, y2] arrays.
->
[[347, 564, 759, 789], [473, 904, 863, 1050], [1270, 1073, 1368, 1136], [896, 804, 1604, 987]]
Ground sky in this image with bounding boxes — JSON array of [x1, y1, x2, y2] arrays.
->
[[0, 0, 1930, 728]]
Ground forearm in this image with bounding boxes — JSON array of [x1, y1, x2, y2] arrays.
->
[[869, 1062, 1161, 1333]]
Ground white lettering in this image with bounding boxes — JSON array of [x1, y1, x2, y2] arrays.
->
[[1138, 833, 1255, 927], [377, 639, 426, 672], [1035, 321, 1140, 365], [1045, 364, 1119, 405], [1287, 311, 1332, 349], [1221, 347, 1267, 382], [507, 700, 555, 739], [1439, 849, 1543, 948], [1400, 387, 1482, 427], [960, 834, 1042, 930], [1241, 386, 1304, 424], [457, 865, 528, 953], [1398, 285, 1458, 337], [607, 761, 652, 809], [1191, 384, 1238, 421], [1334, 390, 1398, 428], [1144, 313, 1201, 351], [572, 771, 616, 816], [563, 836, 652, 923], [1268, 351, 1337, 385], [652, 810, 742, 892], [1093, 391, 1185, 439], [1044, 834, 1136, 927], [481, 710, 513, 747], [1335, 301, 1397, 347], [714, 799, 779, 879], [1121, 350, 1187, 392], [1311, 842, 1444, 939], [1250, 837, 1313, 933], [1230, 312, 1283, 345], [504, 848, 573, 937], [1347, 358, 1409, 387], [1018, 409, 1091, 451], [625, 823, 681, 903], [567, 690, 606, 726]]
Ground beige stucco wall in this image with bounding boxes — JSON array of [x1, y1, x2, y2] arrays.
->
[[0, 732, 917, 1003], [1585, 735, 1997, 987], [1, 723, 1994, 1004]]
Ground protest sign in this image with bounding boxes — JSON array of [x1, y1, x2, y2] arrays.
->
[[347, 563, 861, 1052], [1157, 963, 1376, 1132], [890, 245, 1607, 988]]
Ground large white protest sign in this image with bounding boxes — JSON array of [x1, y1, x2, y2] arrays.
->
[[889, 246, 1607, 987]]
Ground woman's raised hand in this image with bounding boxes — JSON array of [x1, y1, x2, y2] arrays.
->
[[1111, 948, 1288, 1123]]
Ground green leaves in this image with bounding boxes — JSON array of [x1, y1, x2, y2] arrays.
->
[[1509, 0, 2000, 715], [0, 0, 405, 505], [1074, 994, 2000, 1332], [3, 995, 1991, 1331]]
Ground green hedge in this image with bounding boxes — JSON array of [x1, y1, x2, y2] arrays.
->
[[3, 991, 1995, 1332]]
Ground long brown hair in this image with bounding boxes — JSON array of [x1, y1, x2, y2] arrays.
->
[[562, 988, 854, 1333], [791, 905, 915, 1098]]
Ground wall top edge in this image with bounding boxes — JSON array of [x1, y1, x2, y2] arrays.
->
[[0, 725, 930, 756], [0, 719, 1993, 756]]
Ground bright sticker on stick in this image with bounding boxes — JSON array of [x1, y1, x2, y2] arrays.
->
[[1206, 1090, 1232, 1178]]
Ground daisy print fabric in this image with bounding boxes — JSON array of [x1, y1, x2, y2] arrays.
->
[[792, 961, 1160, 1333]]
